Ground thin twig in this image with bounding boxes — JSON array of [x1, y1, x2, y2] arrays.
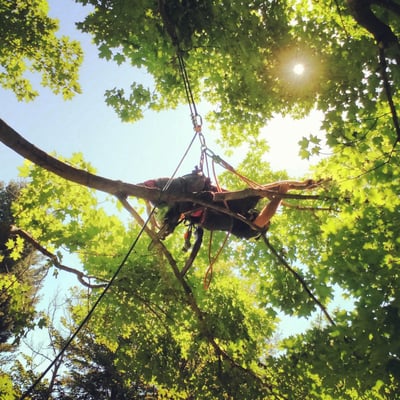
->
[[10, 225, 107, 289], [261, 234, 335, 326]]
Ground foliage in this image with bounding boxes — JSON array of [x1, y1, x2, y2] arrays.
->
[[0, 182, 44, 349], [0, 372, 15, 400], [10, 356, 53, 399], [10, 157, 280, 398], [76, 0, 293, 144], [2, 0, 400, 399], [72, 1, 400, 397], [0, 0, 83, 100]]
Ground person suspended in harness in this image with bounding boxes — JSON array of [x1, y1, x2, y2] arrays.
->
[[140, 169, 311, 241]]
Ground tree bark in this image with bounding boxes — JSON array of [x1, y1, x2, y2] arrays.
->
[[0, 118, 317, 207], [347, 0, 399, 47]]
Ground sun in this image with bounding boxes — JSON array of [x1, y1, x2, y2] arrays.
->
[[293, 63, 305, 76]]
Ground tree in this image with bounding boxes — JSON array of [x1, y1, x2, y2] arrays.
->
[[54, 304, 158, 399], [0, 182, 46, 400], [1, 1, 400, 399], [0, 0, 83, 100], [0, 182, 45, 349]]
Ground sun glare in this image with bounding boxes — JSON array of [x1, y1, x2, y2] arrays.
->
[[293, 63, 305, 75]]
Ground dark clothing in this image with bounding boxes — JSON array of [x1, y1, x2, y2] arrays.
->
[[187, 197, 261, 239], [142, 173, 212, 200], [141, 172, 262, 239]]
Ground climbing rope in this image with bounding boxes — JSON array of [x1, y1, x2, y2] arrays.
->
[[203, 231, 230, 290], [177, 51, 199, 122], [20, 211, 154, 399], [20, 55, 207, 400]]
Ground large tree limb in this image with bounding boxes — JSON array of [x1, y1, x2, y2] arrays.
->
[[0, 118, 163, 202], [0, 118, 323, 212], [347, 0, 400, 48]]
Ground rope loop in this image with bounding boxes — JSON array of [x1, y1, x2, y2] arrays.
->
[[198, 131, 207, 150], [192, 113, 203, 132]]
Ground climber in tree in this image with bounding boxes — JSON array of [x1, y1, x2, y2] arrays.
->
[[140, 170, 309, 240]]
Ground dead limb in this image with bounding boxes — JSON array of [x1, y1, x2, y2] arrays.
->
[[9, 225, 107, 289]]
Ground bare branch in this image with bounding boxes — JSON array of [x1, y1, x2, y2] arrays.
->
[[10, 225, 107, 289]]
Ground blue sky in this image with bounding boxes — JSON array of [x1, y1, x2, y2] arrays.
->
[[1, 0, 208, 184], [0, 0, 324, 187]]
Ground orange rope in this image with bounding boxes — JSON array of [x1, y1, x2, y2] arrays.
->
[[214, 155, 263, 189], [203, 231, 230, 289]]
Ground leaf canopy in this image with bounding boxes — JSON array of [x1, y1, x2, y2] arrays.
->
[[1, 0, 400, 399]]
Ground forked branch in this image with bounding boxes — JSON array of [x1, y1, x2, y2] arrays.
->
[[9, 225, 107, 289]]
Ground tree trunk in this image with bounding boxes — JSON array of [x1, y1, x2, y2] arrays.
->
[[347, 0, 399, 47]]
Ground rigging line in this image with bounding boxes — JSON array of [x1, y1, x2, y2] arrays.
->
[[177, 51, 198, 120], [20, 108, 200, 399], [162, 130, 198, 192], [19, 210, 155, 400], [157, 0, 199, 124]]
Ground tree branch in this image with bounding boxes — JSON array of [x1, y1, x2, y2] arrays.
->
[[117, 195, 278, 396], [158, 0, 180, 47], [374, 0, 400, 17], [378, 46, 400, 143], [0, 118, 313, 209], [9, 225, 107, 289], [0, 118, 327, 236], [261, 234, 335, 326], [0, 118, 174, 202], [212, 189, 330, 203], [347, 0, 400, 48]]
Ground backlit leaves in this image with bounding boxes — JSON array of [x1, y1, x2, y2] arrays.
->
[[2, 0, 400, 398], [0, 0, 82, 100]]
